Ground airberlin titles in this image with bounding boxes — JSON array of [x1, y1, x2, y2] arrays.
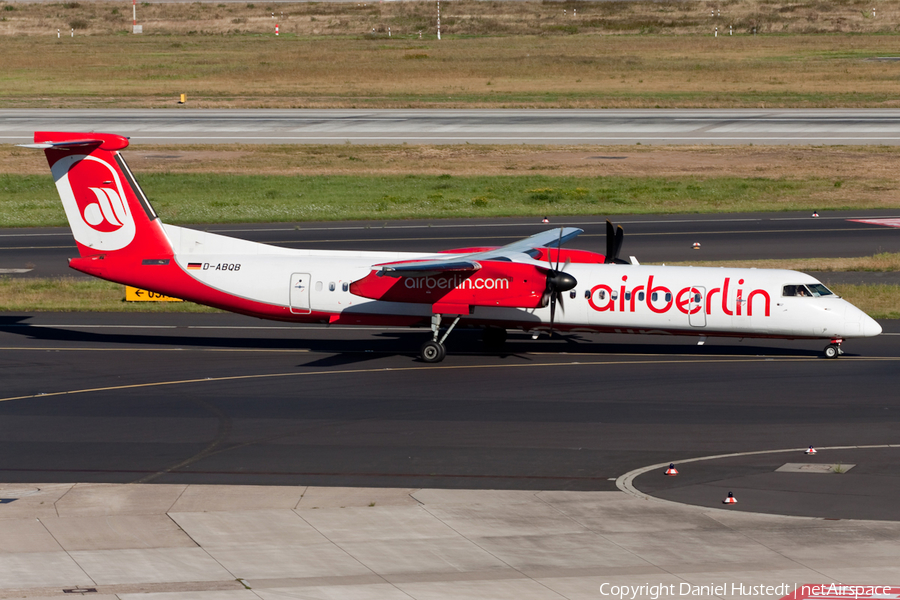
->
[[350, 261, 546, 308], [353, 264, 771, 318], [589, 275, 771, 317], [403, 273, 510, 291]]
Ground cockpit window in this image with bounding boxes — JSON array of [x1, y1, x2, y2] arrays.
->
[[783, 283, 838, 298], [807, 283, 836, 297]]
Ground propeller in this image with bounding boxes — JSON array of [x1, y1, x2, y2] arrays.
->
[[543, 228, 578, 335], [604, 219, 629, 265]]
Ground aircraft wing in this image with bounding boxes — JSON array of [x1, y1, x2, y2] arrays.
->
[[376, 227, 584, 277]]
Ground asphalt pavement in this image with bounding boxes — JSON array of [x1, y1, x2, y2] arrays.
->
[[1, 312, 897, 510]]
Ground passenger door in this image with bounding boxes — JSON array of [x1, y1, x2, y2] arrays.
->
[[688, 286, 706, 327], [290, 273, 311, 314]]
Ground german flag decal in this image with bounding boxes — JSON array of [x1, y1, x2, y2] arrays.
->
[[187, 262, 203, 270]]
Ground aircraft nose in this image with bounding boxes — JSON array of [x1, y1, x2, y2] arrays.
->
[[862, 314, 883, 337]]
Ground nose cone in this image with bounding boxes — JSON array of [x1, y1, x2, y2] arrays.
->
[[840, 302, 882, 338], [862, 314, 883, 337]]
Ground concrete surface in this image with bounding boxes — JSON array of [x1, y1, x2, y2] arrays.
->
[[635, 447, 900, 521], [0, 483, 898, 599]]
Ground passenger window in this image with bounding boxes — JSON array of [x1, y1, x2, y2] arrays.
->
[[342, 282, 349, 292], [694, 293, 701, 303], [315, 281, 323, 292], [598, 290, 606, 300], [639, 292, 646, 301], [569, 290, 576, 299], [625, 292, 632, 301], [328, 282, 335, 292], [611, 291, 619, 300], [650, 292, 656, 301], [665, 293, 672, 302], [585, 290, 592, 299]]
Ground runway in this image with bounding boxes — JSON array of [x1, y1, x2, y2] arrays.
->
[[3, 211, 900, 279], [6, 109, 900, 145]]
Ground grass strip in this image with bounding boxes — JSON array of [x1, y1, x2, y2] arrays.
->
[[1, 278, 895, 320], [5, 29, 900, 108], [0, 173, 868, 227]]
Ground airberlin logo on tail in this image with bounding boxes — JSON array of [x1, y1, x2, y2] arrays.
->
[[51, 154, 137, 251], [83, 186, 127, 232]]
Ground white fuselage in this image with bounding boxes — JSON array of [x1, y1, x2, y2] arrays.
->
[[165, 225, 881, 341]]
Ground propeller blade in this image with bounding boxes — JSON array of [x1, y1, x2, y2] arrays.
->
[[555, 228, 563, 271], [556, 257, 572, 317], [541, 290, 551, 308], [605, 219, 627, 264], [543, 228, 577, 337], [547, 233, 555, 270], [614, 224, 625, 260], [605, 220, 616, 264], [549, 293, 557, 333]]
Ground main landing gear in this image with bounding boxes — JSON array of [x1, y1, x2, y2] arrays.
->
[[824, 338, 844, 359], [420, 314, 461, 363]]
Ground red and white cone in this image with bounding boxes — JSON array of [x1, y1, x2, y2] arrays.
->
[[805, 445, 817, 455], [812, 211, 819, 218], [665, 463, 679, 476], [692, 242, 701, 250], [723, 491, 737, 504], [541, 217, 550, 223], [275, 24, 279, 35]]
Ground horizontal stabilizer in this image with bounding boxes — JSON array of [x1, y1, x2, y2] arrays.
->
[[21, 132, 130, 152], [20, 140, 104, 149]]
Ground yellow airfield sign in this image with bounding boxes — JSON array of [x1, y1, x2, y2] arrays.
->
[[125, 286, 183, 302]]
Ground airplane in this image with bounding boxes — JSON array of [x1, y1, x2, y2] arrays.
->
[[23, 131, 882, 362]]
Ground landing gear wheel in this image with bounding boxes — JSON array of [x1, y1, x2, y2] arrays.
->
[[824, 343, 841, 359], [420, 340, 446, 363]]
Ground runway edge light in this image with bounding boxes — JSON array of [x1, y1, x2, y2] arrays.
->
[[805, 445, 817, 455], [665, 463, 679, 476], [723, 491, 737, 504]]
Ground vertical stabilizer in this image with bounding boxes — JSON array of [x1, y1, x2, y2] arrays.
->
[[30, 132, 172, 258]]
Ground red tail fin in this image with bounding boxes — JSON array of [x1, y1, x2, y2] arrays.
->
[[34, 132, 172, 259]]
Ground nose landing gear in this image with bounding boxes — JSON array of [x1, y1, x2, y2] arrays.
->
[[823, 338, 844, 359]]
